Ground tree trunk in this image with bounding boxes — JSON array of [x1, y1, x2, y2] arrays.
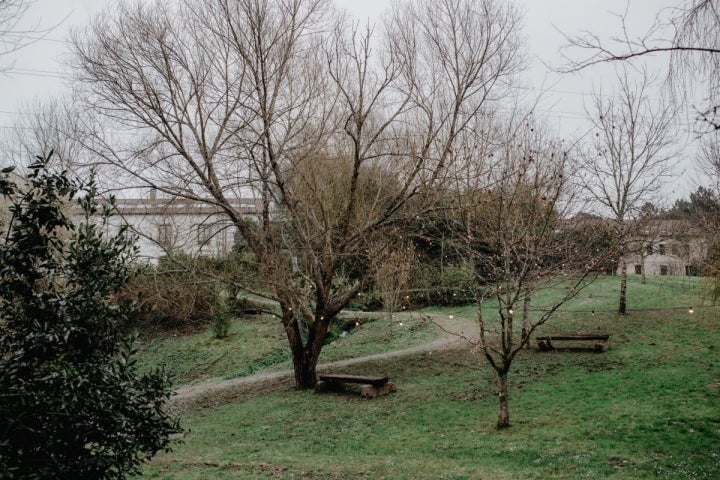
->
[[283, 309, 322, 390], [282, 309, 326, 390], [640, 249, 646, 284], [619, 259, 627, 314], [292, 349, 319, 390], [497, 370, 510, 429], [521, 285, 531, 346]]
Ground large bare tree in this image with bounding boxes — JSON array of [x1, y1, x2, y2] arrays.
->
[[577, 69, 678, 314], [70, 0, 524, 389]]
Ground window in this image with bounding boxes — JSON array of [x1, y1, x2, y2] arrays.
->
[[646, 244, 654, 256], [634, 265, 642, 275], [658, 244, 666, 255], [660, 265, 668, 276], [217, 228, 228, 254], [671, 244, 679, 256], [157, 223, 172, 245], [197, 224, 210, 243]]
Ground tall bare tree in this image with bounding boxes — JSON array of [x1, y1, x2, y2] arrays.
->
[[561, 0, 720, 133], [449, 117, 606, 429], [577, 69, 678, 314], [70, 0, 524, 389]]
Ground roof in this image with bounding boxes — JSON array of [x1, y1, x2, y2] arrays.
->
[[70, 196, 263, 217], [111, 197, 262, 216]]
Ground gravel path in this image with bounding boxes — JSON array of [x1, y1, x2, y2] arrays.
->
[[172, 314, 477, 401]]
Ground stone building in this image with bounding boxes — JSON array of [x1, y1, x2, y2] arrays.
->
[[622, 220, 708, 277], [72, 193, 262, 263]]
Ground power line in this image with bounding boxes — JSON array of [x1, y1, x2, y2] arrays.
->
[[4, 68, 71, 80]]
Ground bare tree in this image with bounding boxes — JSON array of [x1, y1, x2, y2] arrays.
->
[[70, 0, 524, 389], [560, 0, 720, 132], [449, 117, 606, 429], [577, 69, 678, 314], [698, 135, 720, 190], [2, 98, 89, 172]]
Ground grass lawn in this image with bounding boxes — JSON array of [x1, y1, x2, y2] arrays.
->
[[139, 275, 720, 479], [134, 311, 438, 386]]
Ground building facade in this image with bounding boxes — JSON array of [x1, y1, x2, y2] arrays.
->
[[73, 195, 262, 263], [622, 220, 708, 277]]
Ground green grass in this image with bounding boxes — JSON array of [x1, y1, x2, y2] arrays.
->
[[139, 275, 720, 479], [134, 312, 438, 386], [134, 316, 286, 385]]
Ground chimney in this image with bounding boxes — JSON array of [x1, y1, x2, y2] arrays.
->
[[149, 187, 157, 201]]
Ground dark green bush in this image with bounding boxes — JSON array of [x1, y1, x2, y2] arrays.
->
[[426, 266, 475, 306], [0, 157, 179, 479], [352, 291, 384, 311]]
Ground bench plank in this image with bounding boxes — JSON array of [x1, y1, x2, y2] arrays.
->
[[537, 335, 609, 341], [537, 334, 610, 353], [319, 374, 388, 386]]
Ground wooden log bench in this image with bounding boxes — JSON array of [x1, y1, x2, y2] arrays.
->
[[315, 374, 397, 398], [536, 334, 610, 353]]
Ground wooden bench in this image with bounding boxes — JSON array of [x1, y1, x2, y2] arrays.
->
[[315, 374, 397, 398], [537, 334, 610, 352]]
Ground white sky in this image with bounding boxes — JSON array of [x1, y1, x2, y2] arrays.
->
[[0, 0, 702, 202]]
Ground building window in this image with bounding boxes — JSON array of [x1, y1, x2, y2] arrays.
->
[[658, 244, 666, 255], [197, 224, 210, 243], [634, 265, 642, 275], [217, 229, 228, 254], [646, 244, 654, 256], [157, 223, 172, 245], [660, 265, 668, 276], [671, 244, 679, 256]]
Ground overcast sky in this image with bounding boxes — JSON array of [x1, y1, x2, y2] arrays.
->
[[0, 0, 701, 202]]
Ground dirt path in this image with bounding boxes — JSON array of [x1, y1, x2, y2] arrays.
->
[[173, 314, 477, 401]]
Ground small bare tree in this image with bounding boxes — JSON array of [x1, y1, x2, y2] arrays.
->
[[577, 69, 678, 314], [2, 98, 89, 172], [70, 0, 524, 389], [449, 117, 607, 429]]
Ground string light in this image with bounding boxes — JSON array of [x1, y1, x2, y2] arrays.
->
[[688, 306, 694, 314], [508, 308, 514, 315]]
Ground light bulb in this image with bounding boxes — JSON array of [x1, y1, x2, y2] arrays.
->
[[688, 306, 694, 314]]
